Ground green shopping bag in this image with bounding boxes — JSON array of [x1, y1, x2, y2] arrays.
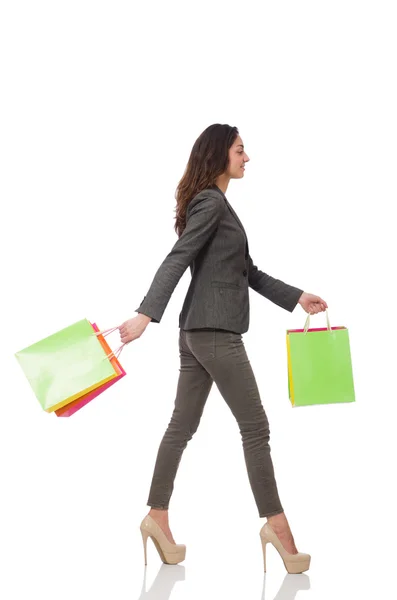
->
[[286, 310, 355, 407], [15, 318, 120, 412]]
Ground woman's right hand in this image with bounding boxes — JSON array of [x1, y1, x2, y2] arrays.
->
[[119, 313, 152, 344]]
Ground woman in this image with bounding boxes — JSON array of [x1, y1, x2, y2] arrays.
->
[[118, 124, 327, 573]]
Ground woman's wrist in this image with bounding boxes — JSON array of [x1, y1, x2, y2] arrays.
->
[[137, 312, 152, 324], [297, 291, 306, 304]]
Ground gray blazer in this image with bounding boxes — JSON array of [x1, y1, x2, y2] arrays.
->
[[135, 184, 304, 333]]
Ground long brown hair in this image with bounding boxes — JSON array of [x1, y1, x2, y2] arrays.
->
[[174, 123, 239, 238]]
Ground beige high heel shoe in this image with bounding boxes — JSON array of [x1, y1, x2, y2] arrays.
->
[[260, 522, 311, 574], [140, 515, 186, 565]]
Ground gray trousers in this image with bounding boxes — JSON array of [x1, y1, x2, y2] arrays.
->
[[147, 328, 284, 518]]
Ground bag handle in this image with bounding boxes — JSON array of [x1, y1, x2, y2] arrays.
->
[[93, 326, 120, 337], [103, 343, 126, 361], [92, 325, 128, 361], [303, 309, 332, 335]]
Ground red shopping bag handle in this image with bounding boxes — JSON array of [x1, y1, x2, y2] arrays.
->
[[92, 325, 128, 361], [94, 326, 119, 337]]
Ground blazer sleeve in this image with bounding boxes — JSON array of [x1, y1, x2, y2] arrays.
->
[[247, 254, 304, 312], [135, 193, 225, 323]]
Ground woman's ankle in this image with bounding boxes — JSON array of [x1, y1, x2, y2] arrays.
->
[[149, 507, 169, 518], [267, 512, 289, 530]]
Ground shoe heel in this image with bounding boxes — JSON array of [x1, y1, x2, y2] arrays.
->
[[260, 536, 268, 572], [141, 529, 150, 565]]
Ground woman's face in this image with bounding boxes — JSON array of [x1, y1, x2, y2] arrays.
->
[[227, 135, 250, 179]]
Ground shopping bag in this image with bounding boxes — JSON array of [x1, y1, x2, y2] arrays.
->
[[55, 322, 126, 417], [286, 310, 355, 407], [14, 318, 124, 412]]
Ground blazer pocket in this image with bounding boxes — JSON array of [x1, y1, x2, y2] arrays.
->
[[211, 281, 242, 290]]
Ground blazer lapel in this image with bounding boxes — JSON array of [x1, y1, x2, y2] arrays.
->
[[212, 185, 249, 254], [224, 198, 247, 239]]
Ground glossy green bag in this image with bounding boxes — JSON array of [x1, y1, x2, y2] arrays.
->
[[15, 318, 121, 412], [286, 310, 355, 407]]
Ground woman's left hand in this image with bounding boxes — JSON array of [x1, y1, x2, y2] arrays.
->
[[298, 292, 328, 314]]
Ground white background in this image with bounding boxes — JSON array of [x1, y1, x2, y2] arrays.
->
[[1, 1, 396, 599]]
